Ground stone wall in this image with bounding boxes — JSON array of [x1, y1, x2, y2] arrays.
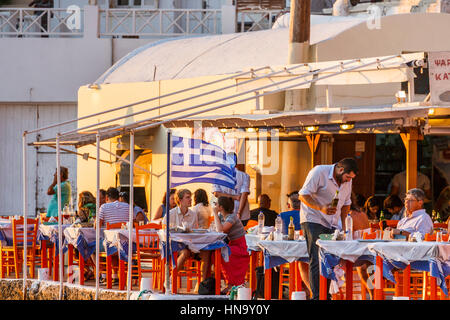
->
[[0, 279, 128, 300]]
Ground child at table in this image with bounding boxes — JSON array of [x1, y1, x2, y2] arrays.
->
[[212, 196, 250, 295]]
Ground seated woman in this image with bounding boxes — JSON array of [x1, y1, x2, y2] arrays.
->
[[153, 188, 176, 220], [363, 196, 381, 222], [212, 196, 250, 295], [383, 194, 404, 220], [77, 191, 96, 222], [349, 195, 373, 299], [192, 188, 213, 229]]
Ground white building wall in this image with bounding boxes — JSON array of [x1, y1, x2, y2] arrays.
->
[[0, 103, 77, 216]]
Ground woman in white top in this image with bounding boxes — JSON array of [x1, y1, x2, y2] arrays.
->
[[192, 188, 213, 229]]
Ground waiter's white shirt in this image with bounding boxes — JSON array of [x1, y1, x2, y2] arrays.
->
[[212, 169, 250, 221], [299, 164, 352, 230]]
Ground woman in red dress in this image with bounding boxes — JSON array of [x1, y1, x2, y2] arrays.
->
[[212, 196, 250, 294]]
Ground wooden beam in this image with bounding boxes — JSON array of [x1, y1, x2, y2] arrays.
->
[[400, 127, 423, 191], [306, 133, 321, 168], [289, 0, 310, 44]]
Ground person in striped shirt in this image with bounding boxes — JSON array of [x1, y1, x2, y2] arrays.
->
[[98, 187, 130, 228]]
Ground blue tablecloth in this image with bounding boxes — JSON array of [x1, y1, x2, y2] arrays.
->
[[318, 240, 450, 296]]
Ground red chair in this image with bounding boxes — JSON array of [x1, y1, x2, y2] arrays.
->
[[102, 221, 128, 288], [244, 220, 258, 231], [0, 218, 39, 279], [134, 222, 163, 290], [363, 232, 377, 240], [379, 220, 398, 230], [433, 223, 448, 230]]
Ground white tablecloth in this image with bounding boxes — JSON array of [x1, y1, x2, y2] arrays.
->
[[245, 234, 262, 252], [258, 239, 309, 264], [317, 240, 375, 263], [367, 241, 450, 265], [157, 230, 227, 253]]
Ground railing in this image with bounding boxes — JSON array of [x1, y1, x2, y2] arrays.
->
[[237, 9, 287, 32], [0, 8, 83, 37], [99, 8, 221, 37]]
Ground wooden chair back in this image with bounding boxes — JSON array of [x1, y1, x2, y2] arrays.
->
[[106, 221, 128, 230], [12, 217, 39, 249], [245, 219, 258, 230]]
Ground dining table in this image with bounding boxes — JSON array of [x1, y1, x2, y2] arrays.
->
[[317, 239, 450, 300], [157, 229, 230, 295], [63, 226, 104, 285], [256, 236, 309, 300], [38, 223, 71, 281]]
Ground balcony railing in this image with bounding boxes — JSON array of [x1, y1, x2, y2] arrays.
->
[[0, 6, 288, 38], [237, 9, 287, 32], [0, 8, 83, 37], [99, 8, 222, 37]]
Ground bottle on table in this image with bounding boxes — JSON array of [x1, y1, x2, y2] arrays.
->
[[379, 210, 385, 221], [345, 213, 353, 241], [257, 211, 265, 235], [275, 215, 283, 240], [436, 211, 442, 223], [330, 190, 339, 208], [288, 216, 295, 241], [431, 210, 437, 222]]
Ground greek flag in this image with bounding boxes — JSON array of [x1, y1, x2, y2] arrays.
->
[[170, 136, 236, 189]]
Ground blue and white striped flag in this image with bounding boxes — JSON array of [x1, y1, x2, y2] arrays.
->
[[170, 136, 236, 189]]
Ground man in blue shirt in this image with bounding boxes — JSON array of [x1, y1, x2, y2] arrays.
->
[[280, 191, 301, 234]]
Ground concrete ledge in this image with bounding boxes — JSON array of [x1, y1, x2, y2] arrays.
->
[[0, 279, 128, 300]]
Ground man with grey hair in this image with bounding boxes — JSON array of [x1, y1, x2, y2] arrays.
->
[[386, 188, 433, 240]]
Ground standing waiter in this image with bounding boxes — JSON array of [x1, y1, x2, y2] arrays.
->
[[298, 158, 358, 300]]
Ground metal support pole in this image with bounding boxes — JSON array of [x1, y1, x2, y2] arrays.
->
[[56, 134, 63, 300], [95, 133, 101, 300], [22, 132, 28, 300], [127, 131, 135, 299], [165, 129, 172, 295]]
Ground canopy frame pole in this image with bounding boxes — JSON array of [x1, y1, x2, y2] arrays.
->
[[56, 133, 64, 300], [59, 64, 311, 138], [25, 67, 269, 137], [165, 129, 172, 295], [95, 133, 101, 300], [126, 130, 135, 299], [22, 132, 28, 300], [128, 55, 404, 135]]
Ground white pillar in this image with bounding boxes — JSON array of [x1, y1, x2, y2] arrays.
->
[[221, 4, 236, 34], [83, 5, 99, 40]]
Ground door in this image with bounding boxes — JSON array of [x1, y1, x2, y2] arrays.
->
[[35, 104, 78, 214], [332, 134, 376, 199]]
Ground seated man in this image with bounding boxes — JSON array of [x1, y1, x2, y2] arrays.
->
[[96, 187, 130, 282], [98, 187, 129, 227], [249, 194, 278, 226], [386, 188, 433, 240], [279, 191, 301, 234], [163, 189, 210, 293], [383, 194, 404, 220]]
